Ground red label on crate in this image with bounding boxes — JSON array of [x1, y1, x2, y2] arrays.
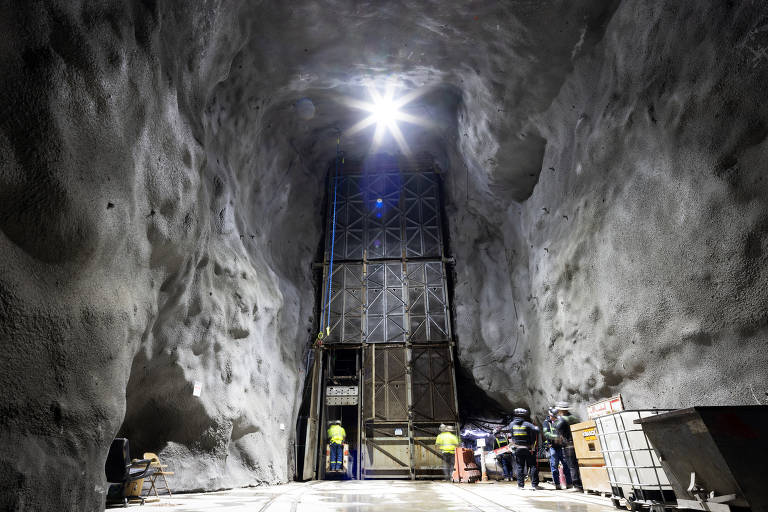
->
[[587, 395, 625, 419]]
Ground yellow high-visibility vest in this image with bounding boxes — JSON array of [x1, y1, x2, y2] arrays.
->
[[435, 432, 460, 453], [327, 424, 346, 444]]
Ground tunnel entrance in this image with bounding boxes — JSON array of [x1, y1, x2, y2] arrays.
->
[[301, 153, 460, 480]]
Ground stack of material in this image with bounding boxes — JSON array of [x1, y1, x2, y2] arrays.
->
[[452, 448, 481, 483], [571, 420, 611, 494]]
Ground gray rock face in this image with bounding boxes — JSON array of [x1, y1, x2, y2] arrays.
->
[[1, 0, 766, 510], [451, 0, 768, 417]]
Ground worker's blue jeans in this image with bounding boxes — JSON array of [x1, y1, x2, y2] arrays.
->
[[330, 442, 343, 470], [549, 445, 572, 486], [497, 453, 513, 479]]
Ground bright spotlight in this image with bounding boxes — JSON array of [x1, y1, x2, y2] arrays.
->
[[371, 97, 397, 125], [338, 83, 436, 156]]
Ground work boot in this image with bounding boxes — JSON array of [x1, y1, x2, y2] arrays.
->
[[566, 484, 573, 489], [554, 485, 562, 490]]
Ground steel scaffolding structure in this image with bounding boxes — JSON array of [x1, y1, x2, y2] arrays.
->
[[308, 156, 460, 480]]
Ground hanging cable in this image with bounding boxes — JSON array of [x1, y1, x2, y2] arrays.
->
[[320, 133, 342, 339]]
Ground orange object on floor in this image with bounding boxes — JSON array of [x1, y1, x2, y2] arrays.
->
[[452, 447, 481, 483]]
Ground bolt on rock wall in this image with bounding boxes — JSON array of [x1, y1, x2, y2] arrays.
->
[[449, 0, 768, 418]]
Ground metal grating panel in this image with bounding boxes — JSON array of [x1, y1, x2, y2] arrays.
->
[[327, 264, 364, 343], [333, 176, 365, 260], [325, 172, 442, 262], [324, 261, 449, 344], [403, 173, 442, 258], [406, 262, 449, 343], [365, 263, 406, 343], [363, 347, 408, 421], [411, 347, 457, 422], [364, 173, 403, 259]]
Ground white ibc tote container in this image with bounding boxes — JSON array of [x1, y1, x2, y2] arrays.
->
[[594, 409, 677, 509]]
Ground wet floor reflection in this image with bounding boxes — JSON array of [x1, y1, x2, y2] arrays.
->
[[142, 480, 617, 512]]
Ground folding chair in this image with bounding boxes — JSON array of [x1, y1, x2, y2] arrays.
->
[[141, 452, 174, 498]]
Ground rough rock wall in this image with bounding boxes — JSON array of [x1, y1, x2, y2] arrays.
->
[[0, 1, 322, 509], [452, 0, 768, 417]]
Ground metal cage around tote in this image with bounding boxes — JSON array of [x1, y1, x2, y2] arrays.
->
[[593, 410, 677, 507]]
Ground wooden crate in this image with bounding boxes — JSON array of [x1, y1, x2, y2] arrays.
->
[[571, 420, 604, 466], [572, 420, 612, 494], [579, 465, 612, 494]]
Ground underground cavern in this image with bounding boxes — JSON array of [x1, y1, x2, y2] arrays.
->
[[1, 1, 767, 511]]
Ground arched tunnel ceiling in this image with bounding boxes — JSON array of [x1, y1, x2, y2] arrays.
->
[[201, 0, 619, 201], [1, 1, 768, 508]]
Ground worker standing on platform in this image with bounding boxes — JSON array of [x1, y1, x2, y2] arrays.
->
[[508, 408, 540, 490], [555, 402, 583, 491], [543, 407, 572, 489], [493, 427, 514, 481], [436, 424, 460, 481], [327, 420, 346, 471]]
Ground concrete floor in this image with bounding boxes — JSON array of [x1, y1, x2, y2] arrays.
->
[[138, 481, 617, 512]]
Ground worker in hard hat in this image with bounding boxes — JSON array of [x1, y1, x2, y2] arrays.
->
[[435, 424, 460, 481], [493, 427, 513, 481], [543, 406, 572, 489], [555, 402, 583, 491], [327, 420, 346, 471], [507, 408, 540, 490]]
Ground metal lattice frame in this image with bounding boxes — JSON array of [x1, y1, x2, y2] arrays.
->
[[406, 262, 450, 343], [363, 346, 408, 421], [403, 173, 442, 258], [326, 264, 364, 343], [319, 164, 459, 480], [410, 347, 457, 422], [325, 261, 449, 344], [365, 174, 404, 259], [325, 172, 443, 263], [365, 263, 407, 343]]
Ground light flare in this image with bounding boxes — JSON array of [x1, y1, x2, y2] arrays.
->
[[339, 83, 434, 156]]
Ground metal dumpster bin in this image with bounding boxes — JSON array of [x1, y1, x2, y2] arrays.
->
[[594, 409, 676, 509], [636, 406, 768, 512]]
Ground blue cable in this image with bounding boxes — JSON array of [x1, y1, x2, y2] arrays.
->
[[323, 137, 341, 336]]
